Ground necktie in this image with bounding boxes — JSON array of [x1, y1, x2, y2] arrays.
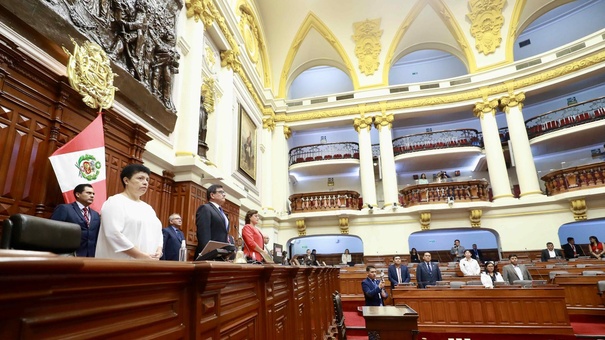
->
[[82, 207, 89, 226], [427, 262, 432, 274]]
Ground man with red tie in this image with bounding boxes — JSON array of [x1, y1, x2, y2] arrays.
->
[[50, 184, 100, 257], [562, 237, 585, 260]]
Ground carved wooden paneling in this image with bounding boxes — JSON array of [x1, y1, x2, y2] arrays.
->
[[552, 274, 605, 314], [391, 287, 574, 335]]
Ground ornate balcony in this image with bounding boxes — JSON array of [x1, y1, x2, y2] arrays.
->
[[526, 96, 605, 139], [289, 142, 360, 166], [541, 161, 605, 195], [399, 179, 490, 207], [289, 191, 361, 213], [392, 129, 482, 156]]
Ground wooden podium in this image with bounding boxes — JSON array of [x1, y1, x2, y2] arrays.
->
[[362, 305, 418, 340]]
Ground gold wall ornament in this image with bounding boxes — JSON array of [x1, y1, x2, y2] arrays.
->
[[473, 98, 499, 119], [220, 49, 242, 72], [238, 4, 261, 65], [570, 199, 587, 221], [186, 0, 215, 27], [353, 114, 373, 133], [339, 217, 349, 234], [296, 219, 306, 236], [352, 18, 383, 76], [283, 125, 292, 139], [373, 112, 394, 131], [63, 38, 117, 111], [467, 0, 506, 55], [500, 91, 526, 111], [263, 116, 276, 131], [419, 212, 431, 230], [201, 77, 216, 114], [470, 209, 483, 228], [205, 45, 217, 70]]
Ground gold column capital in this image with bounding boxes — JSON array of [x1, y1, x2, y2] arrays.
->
[[473, 99, 499, 119], [296, 219, 306, 236], [283, 125, 292, 139], [262, 116, 275, 131], [570, 199, 587, 221], [373, 112, 394, 131], [419, 212, 431, 230], [220, 49, 242, 72], [499, 92, 526, 112], [353, 115, 373, 133], [470, 209, 483, 228], [339, 217, 349, 234]]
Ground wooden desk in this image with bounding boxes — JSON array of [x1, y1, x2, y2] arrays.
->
[[362, 305, 418, 340], [391, 286, 573, 335], [552, 274, 605, 315]]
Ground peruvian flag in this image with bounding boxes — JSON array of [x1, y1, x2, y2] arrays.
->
[[49, 114, 106, 212]]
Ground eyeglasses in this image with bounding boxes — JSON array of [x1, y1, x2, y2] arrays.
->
[[214, 190, 226, 195]]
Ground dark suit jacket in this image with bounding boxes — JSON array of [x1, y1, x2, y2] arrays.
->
[[562, 243, 585, 259], [361, 277, 387, 306], [415, 261, 442, 288], [161, 226, 185, 261], [195, 202, 229, 256], [387, 265, 411, 287], [50, 202, 100, 257], [540, 248, 563, 262], [470, 248, 483, 261], [502, 264, 532, 284]]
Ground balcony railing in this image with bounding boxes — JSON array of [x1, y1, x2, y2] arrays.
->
[[392, 129, 482, 156], [541, 161, 605, 196], [399, 179, 490, 207], [289, 191, 361, 213], [526, 96, 605, 139], [289, 142, 360, 166]]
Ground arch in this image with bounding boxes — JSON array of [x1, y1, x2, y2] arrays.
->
[[277, 12, 359, 99], [382, 0, 476, 84], [408, 228, 502, 261], [286, 234, 364, 258], [287, 59, 354, 99]]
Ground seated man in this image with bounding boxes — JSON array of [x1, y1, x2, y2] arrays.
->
[[541, 242, 563, 262], [562, 237, 585, 259], [387, 256, 411, 288]]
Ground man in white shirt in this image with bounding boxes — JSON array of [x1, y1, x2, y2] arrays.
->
[[387, 256, 411, 288], [540, 242, 563, 262]]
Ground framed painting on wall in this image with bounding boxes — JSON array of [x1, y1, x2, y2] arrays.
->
[[238, 105, 256, 183]]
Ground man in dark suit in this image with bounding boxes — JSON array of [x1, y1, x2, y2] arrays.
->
[[387, 255, 411, 288], [361, 265, 387, 306], [470, 243, 483, 262], [50, 184, 100, 257], [195, 184, 231, 256], [502, 254, 532, 284], [415, 252, 442, 288], [562, 237, 585, 260], [540, 242, 564, 262], [161, 213, 185, 261]]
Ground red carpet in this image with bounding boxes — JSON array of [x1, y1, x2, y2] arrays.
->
[[344, 310, 605, 339]]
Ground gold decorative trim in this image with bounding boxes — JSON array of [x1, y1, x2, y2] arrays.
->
[[238, 3, 261, 65], [220, 50, 242, 72], [467, 0, 506, 55], [185, 0, 215, 27], [500, 91, 525, 112], [570, 199, 587, 221], [503, 0, 526, 66], [470, 209, 482, 228], [353, 112, 373, 133], [263, 115, 276, 131], [352, 18, 382, 76], [277, 12, 360, 98], [283, 125, 292, 139], [175, 151, 196, 157], [201, 77, 216, 114], [63, 38, 117, 111], [339, 217, 349, 234], [430, 0, 476, 71], [420, 212, 431, 230], [373, 111, 393, 131], [296, 219, 306, 236], [473, 96, 498, 119]]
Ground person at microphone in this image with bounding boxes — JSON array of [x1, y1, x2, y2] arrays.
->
[[450, 239, 465, 261], [416, 252, 442, 288], [459, 249, 481, 276], [540, 242, 563, 262], [361, 265, 388, 306]]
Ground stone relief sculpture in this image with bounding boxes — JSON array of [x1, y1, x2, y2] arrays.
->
[[45, 0, 182, 112]]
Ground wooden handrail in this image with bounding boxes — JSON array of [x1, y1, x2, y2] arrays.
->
[[289, 190, 361, 212], [398, 179, 490, 207]]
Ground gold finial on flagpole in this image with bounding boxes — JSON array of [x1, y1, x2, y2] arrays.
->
[[63, 37, 118, 111]]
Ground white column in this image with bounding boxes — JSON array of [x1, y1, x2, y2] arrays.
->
[[474, 100, 513, 200], [271, 121, 290, 214], [374, 113, 398, 208], [173, 17, 204, 155], [501, 92, 543, 198], [259, 124, 274, 212], [355, 116, 377, 208]]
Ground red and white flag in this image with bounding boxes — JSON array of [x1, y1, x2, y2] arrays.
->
[[49, 114, 106, 212]]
